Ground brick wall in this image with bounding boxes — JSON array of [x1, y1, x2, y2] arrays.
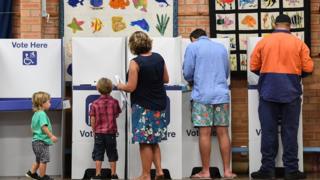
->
[[12, 0, 320, 147], [12, 0, 60, 38], [178, 0, 320, 147]]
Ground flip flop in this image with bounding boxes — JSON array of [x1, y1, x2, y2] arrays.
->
[[223, 173, 237, 179], [190, 173, 212, 179]]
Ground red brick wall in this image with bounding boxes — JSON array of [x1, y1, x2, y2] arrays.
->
[[12, 0, 320, 147]]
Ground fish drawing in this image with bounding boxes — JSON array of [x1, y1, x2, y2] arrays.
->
[[264, 0, 276, 7], [91, 18, 103, 33], [241, 15, 256, 28], [90, 0, 103, 8], [67, 17, 84, 33], [216, 15, 234, 28], [112, 16, 127, 32], [132, 0, 148, 12], [68, 0, 84, 8], [239, 0, 257, 9], [290, 12, 303, 28], [131, 19, 150, 31], [155, 0, 170, 7], [109, 0, 130, 9]]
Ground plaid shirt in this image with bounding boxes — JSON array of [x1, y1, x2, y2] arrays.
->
[[90, 95, 121, 134]]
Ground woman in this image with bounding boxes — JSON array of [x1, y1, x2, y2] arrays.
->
[[117, 31, 169, 180]]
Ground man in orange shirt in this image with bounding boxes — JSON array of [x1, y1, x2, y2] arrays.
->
[[250, 14, 313, 180]]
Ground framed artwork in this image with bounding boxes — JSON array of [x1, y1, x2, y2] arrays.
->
[[209, 0, 310, 76]]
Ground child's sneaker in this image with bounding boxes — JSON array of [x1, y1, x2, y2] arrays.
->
[[111, 174, 119, 179], [25, 170, 40, 179], [38, 175, 54, 180], [91, 174, 103, 180]]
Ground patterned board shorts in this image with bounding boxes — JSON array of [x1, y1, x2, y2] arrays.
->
[[131, 104, 168, 144], [32, 140, 50, 163], [192, 101, 230, 127]]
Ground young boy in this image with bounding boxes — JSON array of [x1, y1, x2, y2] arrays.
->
[[90, 78, 122, 180], [26, 91, 58, 180]]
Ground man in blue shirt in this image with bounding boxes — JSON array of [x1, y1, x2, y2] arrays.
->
[[183, 29, 236, 179]]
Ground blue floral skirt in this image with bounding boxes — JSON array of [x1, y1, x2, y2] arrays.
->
[[131, 104, 168, 144]]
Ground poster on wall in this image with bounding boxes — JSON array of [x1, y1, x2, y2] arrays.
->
[[209, 0, 310, 76], [64, 0, 175, 81]]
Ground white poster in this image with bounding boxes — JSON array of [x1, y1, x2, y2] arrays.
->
[[0, 39, 62, 98]]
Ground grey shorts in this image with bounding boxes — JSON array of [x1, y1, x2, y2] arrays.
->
[[32, 140, 50, 163]]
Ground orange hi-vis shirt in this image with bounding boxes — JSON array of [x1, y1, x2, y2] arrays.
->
[[250, 30, 314, 103]]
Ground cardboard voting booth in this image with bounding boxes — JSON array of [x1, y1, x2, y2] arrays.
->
[[0, 39, 63, 176], [247, 37, 304, 174], [127, 37, 232, 179], [71, 37, 126, 179]]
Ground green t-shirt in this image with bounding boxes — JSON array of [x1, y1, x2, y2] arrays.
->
[[31, 110, 53, 145]]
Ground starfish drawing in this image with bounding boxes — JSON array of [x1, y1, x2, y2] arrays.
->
[[67, 17, 84, 33]]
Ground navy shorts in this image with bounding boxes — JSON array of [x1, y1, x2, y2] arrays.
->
[[92, 133, 118, 162]]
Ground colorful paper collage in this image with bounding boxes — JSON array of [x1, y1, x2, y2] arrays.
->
[[210, 0, 310, 73], [64, 0, 174, 81]]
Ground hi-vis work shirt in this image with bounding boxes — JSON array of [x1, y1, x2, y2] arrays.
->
[[250, 29, 314, 103]]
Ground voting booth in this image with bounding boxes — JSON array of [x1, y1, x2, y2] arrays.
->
[[127, 37, 232, 179], [247, 37, 304, 174], [0, 39, 64, 176], [71, 37, 127, 179]]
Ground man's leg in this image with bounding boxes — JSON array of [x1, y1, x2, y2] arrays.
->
[[281, 98, 305, 179], [251, 98, 279, 179]]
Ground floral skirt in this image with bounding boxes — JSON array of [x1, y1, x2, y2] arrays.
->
[[131, 104, 168, 144]]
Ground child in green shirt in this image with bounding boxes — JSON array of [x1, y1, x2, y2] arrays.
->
[[26, 91, 58, 180]]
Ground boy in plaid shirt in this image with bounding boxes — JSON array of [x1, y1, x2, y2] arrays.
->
[[90, 78, 121, 180]]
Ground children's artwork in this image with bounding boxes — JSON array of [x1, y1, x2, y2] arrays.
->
[[64, 0, 174, 81], [109, 0, 130, 9], [131, 19, 150, 31], [239, 13, 258, 30], [217, 34, 236, 50], [292, 31, 305, 41], [261, 12, 279, 30], [215, 0, 236, 10], [112, 16, 127, 32], [91, 18, 103, 33], [239, 33, 258, 50], [283, 0, 304, 8], [284, 11, 304, 29], [230, 54, 237, 71], [67, 17, 84, 33], [240, 54, 247, 71], [216, 14, 236, 31], [156, 14, 170, 36], [209, 0, 309, 74], [261, 0, 279, 9], [238, 0, 258, 10], [68, 0, 84, 8], [132, 0, 148, 12]]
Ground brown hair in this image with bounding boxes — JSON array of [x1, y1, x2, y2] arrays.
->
[[128, 31, 152, 55], [97, 78, 113, 95], [32, 91, 50, 111]]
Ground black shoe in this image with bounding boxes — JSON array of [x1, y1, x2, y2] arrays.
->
[[251, 170, 275, 179], [110, 174, 118, 179], [38, 175, 54, 180], [91, 174, 103, 180], [25, 170, 40, 179], [285, 171, 306, 180]]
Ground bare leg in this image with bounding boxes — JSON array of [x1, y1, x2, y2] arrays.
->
[[136, 143, 153, 180], [110, 161, 117, 175], [95, 161, 102, 176], [152, 144, 164, 176], [30, 162, 39, 173], [216, 126, 236, 178], [191, 127, 212, 178], [38, 163, 47, 177]]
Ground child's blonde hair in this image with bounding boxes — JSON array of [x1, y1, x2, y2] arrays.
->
[[97, 78, 113, 95], [32, 91, 50, 111]]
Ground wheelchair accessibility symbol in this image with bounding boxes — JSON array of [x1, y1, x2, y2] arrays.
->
[[22, 51, 37, 65]]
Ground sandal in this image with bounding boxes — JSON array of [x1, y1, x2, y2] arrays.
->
[[190, 173, 212, 179]]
